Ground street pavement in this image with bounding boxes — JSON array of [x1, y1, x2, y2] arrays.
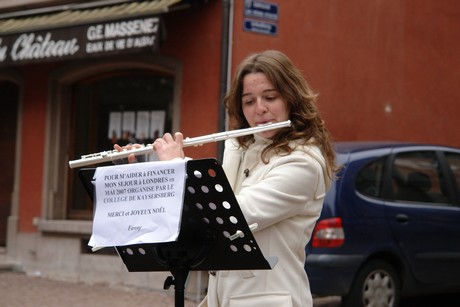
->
[[2, 270, 460, 306], [0, 246, 340, 307], [0, 271, 196, 307], [0, 246, 457, 307], [0, 271, 341, 307]]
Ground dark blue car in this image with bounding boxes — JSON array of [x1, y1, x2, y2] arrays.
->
[[305, 142, 460, 307]]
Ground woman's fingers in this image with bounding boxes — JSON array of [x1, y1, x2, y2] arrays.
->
[[153, 132, 185, 160], [113, 143, 142, 164], [174, 132, 184, 146]]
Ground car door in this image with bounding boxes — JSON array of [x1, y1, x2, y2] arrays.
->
[[384, 149, 460, 285]]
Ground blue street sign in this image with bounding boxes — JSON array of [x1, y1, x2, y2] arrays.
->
[[244, 0, 279, 21], [243, 19, 277, 36]]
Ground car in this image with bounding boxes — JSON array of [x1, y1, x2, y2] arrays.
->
[[304, 142, 460, 307]]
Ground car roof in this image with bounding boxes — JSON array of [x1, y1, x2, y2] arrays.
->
[[334, 141, 460, 154]]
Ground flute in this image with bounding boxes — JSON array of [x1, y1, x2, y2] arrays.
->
[[68, 120, 291, 168]]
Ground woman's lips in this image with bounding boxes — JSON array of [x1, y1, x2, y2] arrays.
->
[[256, 121, 274, 126]]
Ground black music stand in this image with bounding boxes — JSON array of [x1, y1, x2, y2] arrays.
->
[[80, 158, 277, 307]]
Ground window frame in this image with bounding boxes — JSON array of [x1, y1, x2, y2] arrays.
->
[[43, 54, 182, 220], [355, 148, 459, 206], [67, 71, 175, 219]]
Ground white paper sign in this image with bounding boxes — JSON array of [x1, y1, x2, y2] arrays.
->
[[88, 160, 186, 249]]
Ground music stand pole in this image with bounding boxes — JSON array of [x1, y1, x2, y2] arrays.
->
[[172, 268, 188, 307]]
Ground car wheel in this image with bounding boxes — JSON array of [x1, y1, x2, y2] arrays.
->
[[342, 259, 400, 307]]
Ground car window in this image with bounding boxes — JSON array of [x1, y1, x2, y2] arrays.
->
[[355, 157, 386, 198], [445, 152, 460, 192], [391, 151, 450, 204]]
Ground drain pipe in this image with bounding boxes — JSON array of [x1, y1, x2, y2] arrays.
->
[[217, 0, 233, 163]]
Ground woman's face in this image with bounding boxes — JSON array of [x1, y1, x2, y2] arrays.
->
[[242, 72, 289, 139]]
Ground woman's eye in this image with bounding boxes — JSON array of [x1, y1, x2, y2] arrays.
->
[[243, 99, 253, 105]]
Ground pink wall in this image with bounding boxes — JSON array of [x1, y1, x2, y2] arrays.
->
[[162, 1, 223, 159], [231, 0, 460, 147], [16, 64, 59, 232]]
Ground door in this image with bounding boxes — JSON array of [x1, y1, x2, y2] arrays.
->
[[385, 149, 460, 285], [0, 80, 19, 246]]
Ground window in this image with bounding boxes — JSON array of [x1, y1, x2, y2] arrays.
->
[[355, 158, 386, 198], [445, 152, 460, 196], [391, 151, 450, 204], [67, 72, 174, 219]]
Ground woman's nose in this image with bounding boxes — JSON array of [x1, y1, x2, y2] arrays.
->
[[255, 99, 268, 113]]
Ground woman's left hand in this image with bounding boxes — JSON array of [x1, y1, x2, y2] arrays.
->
[[113, 143, 143, 164]]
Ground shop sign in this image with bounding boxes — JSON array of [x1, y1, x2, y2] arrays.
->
[[0, 16, 161, 67]]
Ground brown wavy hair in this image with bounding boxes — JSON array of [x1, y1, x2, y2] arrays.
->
[[224, 50, 338, 179]]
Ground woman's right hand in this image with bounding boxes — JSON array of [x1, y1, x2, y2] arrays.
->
[[153, 132, 185, 161]]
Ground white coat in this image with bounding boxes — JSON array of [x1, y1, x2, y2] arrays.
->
[[199, 135, 330, 307]]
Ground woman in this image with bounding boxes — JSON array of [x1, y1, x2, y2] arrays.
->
[[142, 50, 337, 307]]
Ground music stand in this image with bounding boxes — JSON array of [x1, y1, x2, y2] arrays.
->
[[79, 158, 277, 307]]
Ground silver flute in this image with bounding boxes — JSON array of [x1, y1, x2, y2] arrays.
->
[[68, 120, 292, 168]]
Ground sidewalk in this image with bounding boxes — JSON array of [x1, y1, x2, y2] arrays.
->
[[0, 247, 340, 307], [0, 245, 193, 307], [0, 271, 197, 307]]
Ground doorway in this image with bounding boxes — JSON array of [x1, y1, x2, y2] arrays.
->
[[0, 80, 19, 246]]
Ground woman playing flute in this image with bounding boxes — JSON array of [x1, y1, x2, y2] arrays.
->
[[120, 50, 338, 307]]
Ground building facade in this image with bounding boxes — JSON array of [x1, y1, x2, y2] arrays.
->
[[1, 0, 459, 301]]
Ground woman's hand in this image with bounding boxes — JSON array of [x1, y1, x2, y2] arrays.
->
[[113, 132, 184, 164], [153, 132, 185, 161]]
